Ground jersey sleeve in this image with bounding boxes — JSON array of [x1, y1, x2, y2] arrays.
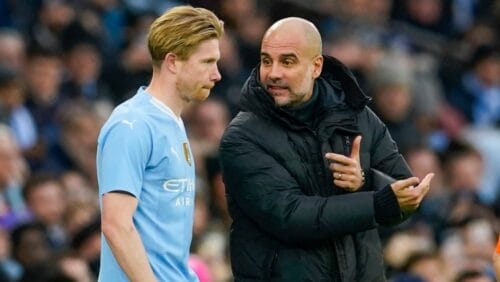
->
[[97, 118, 151, 198]]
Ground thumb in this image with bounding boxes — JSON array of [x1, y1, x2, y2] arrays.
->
[[350, 135, 362, 160]]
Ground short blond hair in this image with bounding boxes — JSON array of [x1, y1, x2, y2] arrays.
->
[[148, 6, 224, 67]]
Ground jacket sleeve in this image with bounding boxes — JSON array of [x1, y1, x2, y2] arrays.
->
[[219, 125, 379, 243], [363, 107, 413, 179], [362, 107, 416, 222]]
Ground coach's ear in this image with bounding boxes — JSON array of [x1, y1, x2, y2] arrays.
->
[[312, 55, 323, 79]]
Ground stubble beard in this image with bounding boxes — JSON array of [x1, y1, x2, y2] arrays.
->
[[176, 80, 209, 103], [274, 90, 308, 107]]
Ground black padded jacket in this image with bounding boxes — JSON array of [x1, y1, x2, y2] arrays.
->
[[219, 56, 413, 282]]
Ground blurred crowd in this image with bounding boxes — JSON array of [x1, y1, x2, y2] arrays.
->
[[0, 0, 499, 281]]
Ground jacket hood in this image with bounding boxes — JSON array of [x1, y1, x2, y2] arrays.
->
[[239, 55, 371, 127]]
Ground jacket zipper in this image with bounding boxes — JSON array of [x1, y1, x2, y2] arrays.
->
[[329, 240, 342, 282], [344, 135, 351, 156]]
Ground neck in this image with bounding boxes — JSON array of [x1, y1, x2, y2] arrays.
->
[[145, 70, 186, 117]]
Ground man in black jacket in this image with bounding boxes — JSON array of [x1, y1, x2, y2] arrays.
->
[[219, 17, 434, 281]]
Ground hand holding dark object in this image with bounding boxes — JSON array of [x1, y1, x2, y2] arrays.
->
[[325, 136, 364, 192], [390, 173, 434, 214]]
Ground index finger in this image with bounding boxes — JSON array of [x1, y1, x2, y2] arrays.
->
[[416, 173, 435, 190], [391, 177, 420, 191]]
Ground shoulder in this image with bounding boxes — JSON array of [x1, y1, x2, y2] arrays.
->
[[356, 106, 385, 126], [222, 111, 272, 143], [353, 106, 390, 144], [99, 105, 153, 144], [220, 111, 290, 160]]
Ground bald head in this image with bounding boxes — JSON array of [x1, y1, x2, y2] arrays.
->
[[259, 17, 324, 107], [262, 17, 322, 57]]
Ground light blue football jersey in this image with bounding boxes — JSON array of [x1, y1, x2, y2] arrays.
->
[[97, 87, 198, 282]]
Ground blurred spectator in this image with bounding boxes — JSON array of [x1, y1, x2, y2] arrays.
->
[[187, 99, 230, 180], [211, 32, 247, 116], [448, 45, 500, 127], [410, 53, 445, 139], [436, 140, 498, 240], [461, 219, 496, 264], [56, 252, 95, 282], [450, 0, 495, 36], [403, 251, 451, 282], [406, 146, 445, 197], [0, 29, 26, 72], [218, 0, 259, 31], [443, 140, 483, 197], [439, 217, 496, 278], [0, 124, 30, 230], [438, 21, 497, 102], [60, 38, 113, 107], [460, 21, 498, 52], [191, 173, 231, 282], [28, 0, 76, 51], [192, 186, 210, 244], [59, 104, 103, 186], [190, 99, 230, 150], [384, 230, 435, 274], [218, 0, 269, 71], [369, 53, 421, 152], [22, 174, 68, 250], [339, 0, 393, 25], [455, 269, 495, 282], [19, 260, 75, 282], [405, 146, 449, 242], [194, 230, 231, 282], [24, 47, 66, 171], [63, 202, 98, 237], [11, 222, 51, 269], [0, 67, 37, 150], [0, 227, 21, 282], [77, 0, 126, 61], [392, 0, 451, 36], [101, 32, 152, 104], [59, 170, 98, 205], [70, 219, 100, 276], [205, 154, 231, 227], [463, 128, 500, 204]]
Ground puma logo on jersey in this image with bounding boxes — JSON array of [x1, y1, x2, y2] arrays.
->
[[121, 119, 136, 129]]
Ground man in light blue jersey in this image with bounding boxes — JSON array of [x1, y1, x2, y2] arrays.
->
[[97, 6, 224, 282]]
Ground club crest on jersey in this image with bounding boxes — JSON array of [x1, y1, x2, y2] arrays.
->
[[183, 143, 192, 166]]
